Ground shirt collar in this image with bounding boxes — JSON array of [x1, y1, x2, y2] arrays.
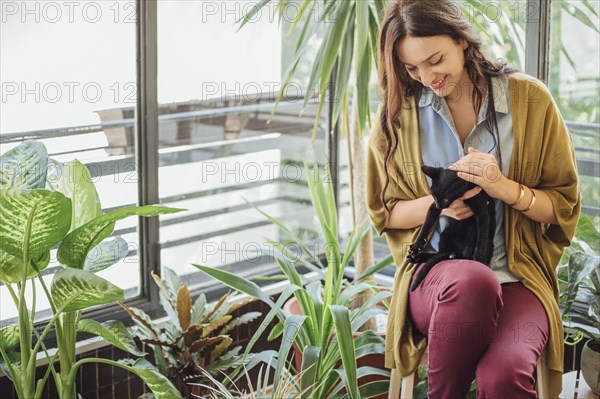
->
[[418, 75, 509, 115]]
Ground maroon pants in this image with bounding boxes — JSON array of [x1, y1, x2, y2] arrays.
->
[[408, 260, 549, 399]]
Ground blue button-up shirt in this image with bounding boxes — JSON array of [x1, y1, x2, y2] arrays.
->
[[418, 74, 518, 284]]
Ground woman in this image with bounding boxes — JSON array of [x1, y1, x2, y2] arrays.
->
[[366, 1, 581, 398]]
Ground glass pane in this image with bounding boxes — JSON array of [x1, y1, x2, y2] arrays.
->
[[0, 1, 139, 322], [461, 0, 527, 71], [548, 0, 600, 224], [157, 0, 327, 288]]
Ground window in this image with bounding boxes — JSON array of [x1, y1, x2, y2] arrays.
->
[[548, 0, 600, 225], [0, 1, 139, 322], [155, 0, 327, 290]]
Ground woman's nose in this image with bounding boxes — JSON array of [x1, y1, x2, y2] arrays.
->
[[420, 68, 434, 87]]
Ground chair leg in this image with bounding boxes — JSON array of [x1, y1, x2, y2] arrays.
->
[[389, 369, 401, 399], [535, 351, 549, 399], [400, 371, 415, 399]]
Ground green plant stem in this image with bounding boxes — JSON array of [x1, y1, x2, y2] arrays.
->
[[58, 311, 78, 399], [36, 271, 57, 314], [33, 334, 61, 399], [27, 303, 68, 374], [0, 339, 22, 398], [18, 278, 35, 399], [34, 271, 69, 396], [64, 357, 132, 396]]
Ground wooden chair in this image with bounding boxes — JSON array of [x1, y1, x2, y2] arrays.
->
[[388, 348, 550, 399]]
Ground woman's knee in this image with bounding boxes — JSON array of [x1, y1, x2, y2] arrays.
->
[[476, 356, 537, 398], [436, 260, 502, 304]]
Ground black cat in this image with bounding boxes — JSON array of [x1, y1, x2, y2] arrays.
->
[[407, 165, 496, 291]]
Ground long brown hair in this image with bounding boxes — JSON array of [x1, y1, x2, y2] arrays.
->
[[377, 0, 518, 213]]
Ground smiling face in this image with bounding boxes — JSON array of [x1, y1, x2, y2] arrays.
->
[[396, 35, 470, 99]]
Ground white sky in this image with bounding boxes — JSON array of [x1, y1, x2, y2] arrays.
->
[[0, 0, 282, 134]]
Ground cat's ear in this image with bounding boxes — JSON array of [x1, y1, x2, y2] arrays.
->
[[421, 165, 441, 178]]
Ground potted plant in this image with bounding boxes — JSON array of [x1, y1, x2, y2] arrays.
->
[[0, 140, 185, 399], [120, 266, 276, 398], [188, 360, 319, 399], [558, 213, 600, 393], [194, 161, 391, 399]]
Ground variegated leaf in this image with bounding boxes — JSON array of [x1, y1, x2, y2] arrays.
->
[[0, 140, 48, 189], [0, 188, 71, 282], [51, 268, 123, 312], [77, 319, 145, 356], [57, 205, 185, 269]]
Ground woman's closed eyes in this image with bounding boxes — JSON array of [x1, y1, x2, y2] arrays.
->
[[406, 56, 444, 72]]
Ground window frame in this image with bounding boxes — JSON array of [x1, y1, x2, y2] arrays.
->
[[2, 0, 595, 340]]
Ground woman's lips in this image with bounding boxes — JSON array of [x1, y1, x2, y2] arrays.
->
[[431, 75, 448, 90]]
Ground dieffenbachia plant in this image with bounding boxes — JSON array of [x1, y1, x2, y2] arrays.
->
[[0, 140, 185, 399]]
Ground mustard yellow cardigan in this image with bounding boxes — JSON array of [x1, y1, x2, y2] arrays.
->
[[366, 72, 581, 398]]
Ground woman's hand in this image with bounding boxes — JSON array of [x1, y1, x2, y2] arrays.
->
[[441, 186, 482, 220], [449, 146, 508, 200]]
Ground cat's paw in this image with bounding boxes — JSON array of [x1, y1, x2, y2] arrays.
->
[[406, 242, 425, 263]]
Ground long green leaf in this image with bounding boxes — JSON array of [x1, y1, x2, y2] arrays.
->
[[330, 305, 359, 399], [356, 38, 372, 136], [77, 319, 145, 356], [332, 13, 354, 135], [51, 268, 124, 312], [0, 140, 48, 189], [274, 315, 306, 392], [0, 188, 71, 283], [118, 358, 183, 399], [192, 263, 274, 305], [226, 285, 300, 384], [356, 254, 394, 280], [355, 0, 369, 76], [236, 0, 271, 30], [561, 1, 600, 33], [58, 205, 184, 268], [300, 346, 320, 398], [241, 195, 324, 267], [318, 0, 351, 91]]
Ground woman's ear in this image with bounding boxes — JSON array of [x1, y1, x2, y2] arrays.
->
[[462, 40, 468, 50]]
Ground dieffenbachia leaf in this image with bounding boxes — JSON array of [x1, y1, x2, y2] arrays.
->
[[46, 159, 102, 232], [0, 324, 19, 352], [0, 188, 71, 283], [51, 268, 123, 312], [84, 236, 129, 273], [57, 205, 185, 269], [77, 319, 145, 356], [0, 140, 48, 189], [118, 358, 184, 399]]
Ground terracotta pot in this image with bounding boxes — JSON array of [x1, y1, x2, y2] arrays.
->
[[581, 339, 600, 394], [283, 296, 390, 399]]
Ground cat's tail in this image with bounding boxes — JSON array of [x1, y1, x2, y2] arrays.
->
[[409, 253, 456, 292]]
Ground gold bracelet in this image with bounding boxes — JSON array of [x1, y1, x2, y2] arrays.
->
[[522, 187, 537, 212], [509, 183, 525, 207]]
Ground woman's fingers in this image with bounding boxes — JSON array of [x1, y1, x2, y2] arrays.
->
[[461, 186, 483, 199]]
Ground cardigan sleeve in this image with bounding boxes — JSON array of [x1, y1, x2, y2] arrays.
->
[[366, 141, 401, 236], [365, 113, 412, 237], [535, 84, 581, 247]]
